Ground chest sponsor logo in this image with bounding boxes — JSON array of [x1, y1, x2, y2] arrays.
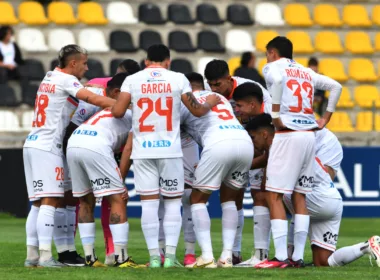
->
[[73, 129, 98, 136], [27, 135, 38, 141], [142, 140, 171, 148]]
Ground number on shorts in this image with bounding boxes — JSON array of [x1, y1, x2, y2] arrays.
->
[[137, 97, 173, 132], [33, 94, 49, 127], [286, 79, 313, 115], [211, 100, 234, 120], [55, 167, 64, 181]]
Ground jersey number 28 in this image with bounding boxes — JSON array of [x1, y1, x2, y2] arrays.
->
[[32, 94, 49, 127]]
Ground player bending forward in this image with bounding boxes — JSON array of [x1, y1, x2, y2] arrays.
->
[[181, 72, 253, 268], [246, 113, 380, 268], [111, 44, 220, 268]]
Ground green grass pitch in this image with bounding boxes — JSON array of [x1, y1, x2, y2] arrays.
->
[[0, 214, 379, 280]]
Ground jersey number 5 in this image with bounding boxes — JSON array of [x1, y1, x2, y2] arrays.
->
[[32, 94, 49, 127], [286, 79, 313, 114], [138, 97, 173, 132], [211, 100, 234, 120]]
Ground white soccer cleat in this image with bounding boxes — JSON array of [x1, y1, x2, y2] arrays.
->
[[217, 257, 233, 268], [24, 259, 39, 267], [185, 256, 217, 268], [234, 256, 266, 268], [368, 236, 380, 267]]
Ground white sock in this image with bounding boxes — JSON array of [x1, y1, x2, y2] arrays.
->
[[110, 222, 129, 263], [292, 214, 310, 261], [328, 242, 369, 267], [191, 203, 213, 260], [163, 199, 182, 256], [232, 209, 244, 256], [141, 199, 160, 256], [78, 222, 96, 261], [66, 206, 77, 252], [271, 219, 288, 261], [220, 202, 238, 260], [37, 205, 55, 261], [158, 196, 165, 255], [53, 208, 68, 253], [182, 189, 196, 255], [287, 217, 295, 259], [253, 206, 271, 260], [26, 205, 40, 260]]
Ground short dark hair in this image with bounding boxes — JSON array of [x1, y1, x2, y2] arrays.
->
[[58, 44, 88, 68], [107, 73, 129, 89], [147, 44, 170, 62], [245, 113, 274, 132], [185, 72, 205, 89], [233, 83, 263, 104], [241, 52, 253, 67], [266, 36, 293, 59], [118, 59, 140, 75], [308, 57, 318, 67], [204, 59, 229, 81], [0, 25, 13, 41]]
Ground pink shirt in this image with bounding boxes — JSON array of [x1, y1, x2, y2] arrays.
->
[[87, 77, 112, 88]]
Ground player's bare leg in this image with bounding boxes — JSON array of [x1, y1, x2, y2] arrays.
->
[[78, 193, 105, 267], [182, 184, 196, 266], [101, 198, 115, 265], [231, 188, 244, 265], [25, 200, 41, 267]]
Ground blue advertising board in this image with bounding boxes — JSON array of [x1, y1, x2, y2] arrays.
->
[[95, 147, 380, 218]]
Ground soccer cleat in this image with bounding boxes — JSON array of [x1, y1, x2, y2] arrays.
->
[[183, 254, 196, 267], [24, 259, 39, 267], [232, 253, 242, 265], [149, 255, 162, 268], [290, 259, 305, 268], [186, 256, 217, 268], [105, 254, 115, 266], [58, 251, 85, 267], [85, 256, 106, 267], [368, 236, 380, 267], [254, 258, 292, 269], [164, 254, 183, 268], [37, 257, 66, 268], [217, 257, 233, 268], [115, 256, 147, 268], [234, 256, 266, 267]]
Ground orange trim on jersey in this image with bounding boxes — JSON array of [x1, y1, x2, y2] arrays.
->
[[146, 65, 165, 69], [315, 157, 328, 173], [275, 130, 314, 134], [67, 97, 79, 107], [260, 102, 265, 113], [73, 189, 92, 195], [102, 89, 106, 96], [265, 186, 293, 193], [35, 192, 64, 196], [311, 240, 336, 251], [94, 189, 125, 195], [91, 113, 113, 125], [228, 78, 238, 100], [54, 67, 70, 74], [193, 185, 220, 189]]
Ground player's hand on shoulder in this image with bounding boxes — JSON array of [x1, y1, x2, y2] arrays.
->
[[205, 93, 221, 107], [316, 118, 327, 130]]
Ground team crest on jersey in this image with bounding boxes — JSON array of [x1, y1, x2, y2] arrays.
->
[[73, 82, 81, 88], [79, 108, 86, 115], [150, 71, 162, 78], [46, 71, 52, 78]]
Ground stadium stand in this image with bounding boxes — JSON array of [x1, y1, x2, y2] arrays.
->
[[197, 31, 225, 53], [168, 4, 196, 25], [139, 30, 163, 51], [48, 29, 76, 52], [110, 30, 137, 53], [107, 2, 138, 25], [254, 3, 284, 26], [226, 4, 254, 26], [18, 28, 48, 52], [78, 1, 108, 25], [0, 2, 19, 25], [284, 4, 313, 27], [139, 3, 166, 25], [170, 59, 193, 74], [313, 4, 342, 27], [225, 30, 255, 53], [197, 4, 224, 25], [168, 31, 197, 53], [84, 58, 106, 80], [47, 1, 78, 25], [18, 1, 49, 25], [315, 32, 344, 54]]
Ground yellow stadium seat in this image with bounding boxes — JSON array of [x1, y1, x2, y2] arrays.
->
[[258, 58, 267, 76], [345, 32, 374, 54], [228, 57, 240, 76], [326, 112, 355, 132], [284, 4, 313, 27], [0, 2, 19, 25], [78, 2, 108, 25], [319, 59, 348, 83], [372, 6, 380, 26], [354, 85, 380, 108], [314, 4, 342, 27], [48, 2, 78, 25], [315, 32, 344, 54], [294, 58, 308, 67], [376, 114, 380, 131], [255, 31, 279, 52], [375, 33, 380, 52], [356, 111, 373, 132], [349, 59, 377, 82], [343, 5, 371, 27], [327, 87, 355, 108], [18, 1, 49, 25], [286, 31, 314, 54]]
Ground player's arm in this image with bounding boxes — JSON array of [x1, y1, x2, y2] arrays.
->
[[119, 132, 133, 180], [111, 91, 131, 118], [76, 88, 115, 108], [181, 92, 220, 117], [62, 122, 78, 157], [313, 74, 342, 129], [251, 152, 268, 170]]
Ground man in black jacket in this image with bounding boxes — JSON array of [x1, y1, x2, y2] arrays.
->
[[234, 52, 266, 89]]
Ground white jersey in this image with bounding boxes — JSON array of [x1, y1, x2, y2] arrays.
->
[[181, 130, 197, 149], [24, 68, 83, 156], [121, 66, 192, 159], [263, 58, 329, 130], [316, 128, 343, 173], [181, 90, 251, 147], [67, 109, 132, 159], [71, 87, 104, 126], [312, 157, 342, 199]]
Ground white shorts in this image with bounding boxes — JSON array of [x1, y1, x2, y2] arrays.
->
[[182, 143, 199, 187], [133, 158, 184, 197], [249, 168, 264, 190], [63, 157, 72, 191], [23, 147, 66, 201], [266, 131, 315, 194], [193, 139, 253, 192], [283, 193, 342, 252], [67, 147, 125, 198]]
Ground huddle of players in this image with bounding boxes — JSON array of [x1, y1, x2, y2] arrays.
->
[[23, 39, 380, 269]]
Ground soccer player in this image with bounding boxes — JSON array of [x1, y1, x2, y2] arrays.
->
[[255, 36, 342, 268], [246, 113, 380, 268], [204, 60, 272, 264], [180, 72, 253, 268], [111, 44, 220, 268], [23, 44, 116, 267]]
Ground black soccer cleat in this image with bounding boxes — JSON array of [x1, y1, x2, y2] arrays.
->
[[58, 251, 86, 267]]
